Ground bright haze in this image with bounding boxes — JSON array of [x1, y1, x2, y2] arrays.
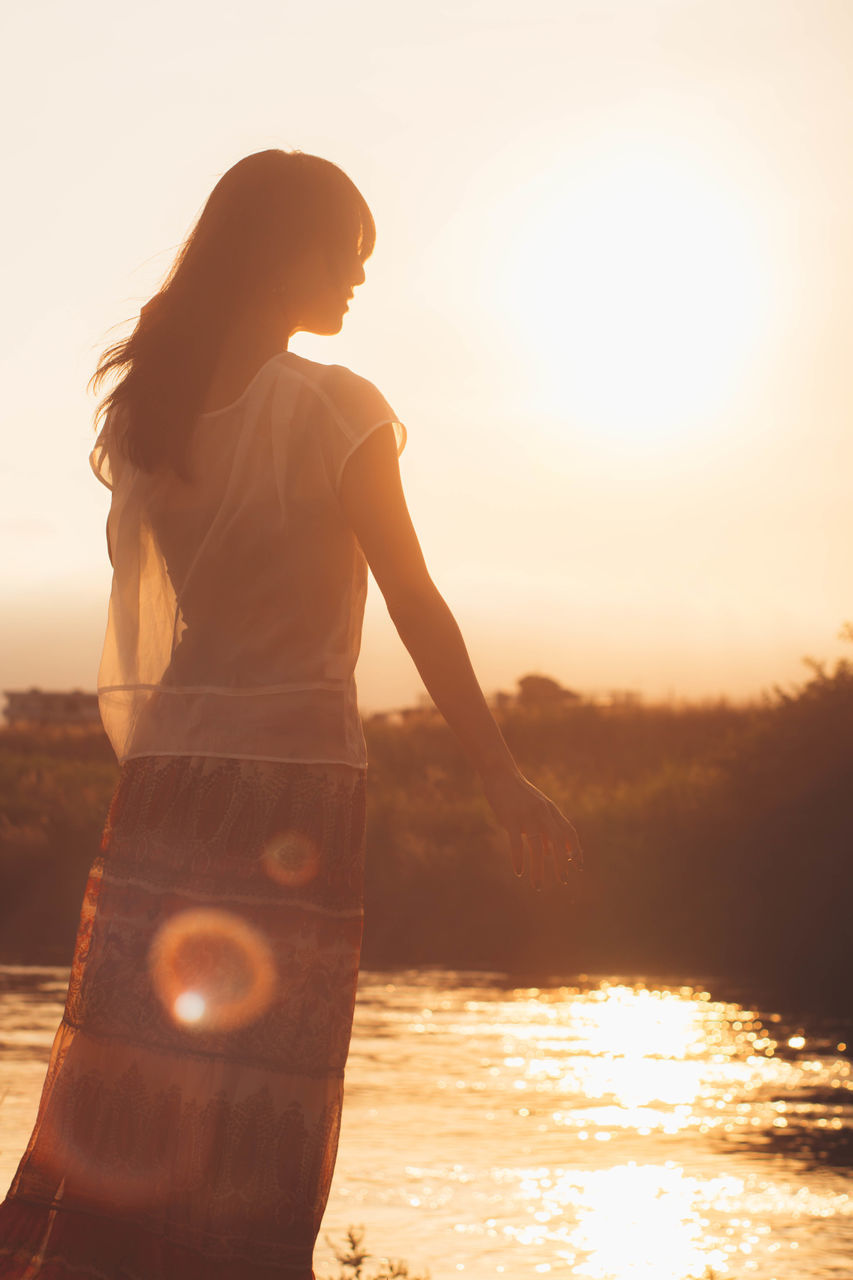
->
[[3, 0, 852, 711]]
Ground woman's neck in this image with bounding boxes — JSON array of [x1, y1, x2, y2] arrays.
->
[[201, 305, 296, 414]]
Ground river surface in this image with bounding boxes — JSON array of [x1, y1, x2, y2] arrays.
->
[[0, 966, 851, 1279]]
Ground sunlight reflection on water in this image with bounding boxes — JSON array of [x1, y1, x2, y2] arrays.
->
[[1, 968, 851, 1278], [329, 973, 853, 1279]]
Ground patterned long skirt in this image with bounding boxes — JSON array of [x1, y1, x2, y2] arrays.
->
[[0, 755, 367, 1280]]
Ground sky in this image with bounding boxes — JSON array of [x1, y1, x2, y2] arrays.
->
[[2, 0, 852, 711]]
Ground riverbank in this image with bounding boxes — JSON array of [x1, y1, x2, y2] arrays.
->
[[2, 649, 852, 1024]]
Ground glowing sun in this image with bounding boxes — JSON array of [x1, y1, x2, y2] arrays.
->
[[495, 139, 773, 440]]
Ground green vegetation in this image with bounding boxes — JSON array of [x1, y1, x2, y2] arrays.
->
[[2, 631, 852, 1020], [319, 1228, 429, 1280]]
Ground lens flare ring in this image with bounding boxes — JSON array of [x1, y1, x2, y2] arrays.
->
[[149, 908, 276, 1033], [262, 830, 321, 888]]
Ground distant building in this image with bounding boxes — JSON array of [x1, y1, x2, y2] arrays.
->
[[487, 676, 584, 712], [516, 674, 582, 707], [3, 688, 100, 727]]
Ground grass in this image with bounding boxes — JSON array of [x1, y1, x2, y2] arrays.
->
[[319, 1228, 429, 1280]]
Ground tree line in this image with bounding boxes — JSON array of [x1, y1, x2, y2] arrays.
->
[[2, 636, 851, 1020]]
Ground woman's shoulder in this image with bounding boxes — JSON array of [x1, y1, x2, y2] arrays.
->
[[279, 353, 404, 464], [280, 352, 398, 435], [282, 350, 381, 401]]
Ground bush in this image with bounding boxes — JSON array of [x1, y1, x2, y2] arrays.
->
[[319, 1227, 429, 1280]]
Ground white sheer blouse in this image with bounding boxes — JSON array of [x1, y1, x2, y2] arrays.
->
[[89, 351, 406, 768]]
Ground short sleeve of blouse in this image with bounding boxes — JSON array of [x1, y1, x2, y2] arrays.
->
[[318, 365, 407, 494], [89, 422, 114, 491], [89, 405, 129, 491]]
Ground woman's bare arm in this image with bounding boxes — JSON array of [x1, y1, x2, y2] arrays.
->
[[339, 424, 582, 889]]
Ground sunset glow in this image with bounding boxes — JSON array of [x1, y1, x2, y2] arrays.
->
[[3, 2, 853, 704], [496, 136, 773, 441]]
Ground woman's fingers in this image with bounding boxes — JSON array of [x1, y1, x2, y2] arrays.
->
[[540, 812, 583, 886], [540, 830, 564, 888], [569, 824, 584, 871], [545, 801, 580, 855], [525, 829, 547, 891], [510, 830, 525, 879], [548, 806, 583, 869], [501, 788, 584, 890]]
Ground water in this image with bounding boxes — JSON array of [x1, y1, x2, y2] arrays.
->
[[1, 967, 851, 1279]]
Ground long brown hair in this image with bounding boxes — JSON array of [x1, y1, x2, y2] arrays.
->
[[90, 150, 375, 480]]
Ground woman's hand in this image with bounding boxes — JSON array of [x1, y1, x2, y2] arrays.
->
[[480, 767, 583, 891]]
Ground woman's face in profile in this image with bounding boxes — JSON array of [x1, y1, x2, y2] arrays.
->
[[291, 239, 367, 337]]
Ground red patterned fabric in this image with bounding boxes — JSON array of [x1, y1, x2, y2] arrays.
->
[[0, 755, 367, 1279]]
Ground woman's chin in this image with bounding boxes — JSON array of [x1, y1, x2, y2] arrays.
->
[[307, 314, 346, 337]]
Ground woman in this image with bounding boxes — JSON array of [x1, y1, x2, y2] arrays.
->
[[0, 149, 582, 1279]]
